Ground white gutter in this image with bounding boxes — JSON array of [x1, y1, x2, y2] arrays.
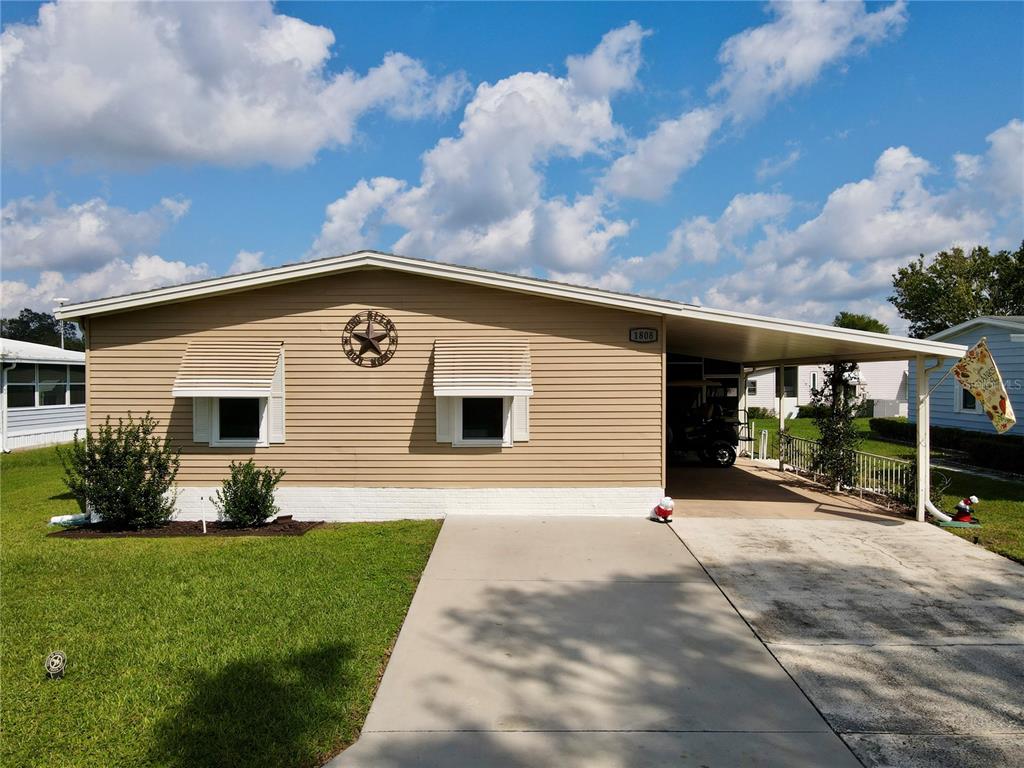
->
[[1, 362, 16, 453]]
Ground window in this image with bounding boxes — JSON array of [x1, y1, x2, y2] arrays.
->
[[956, 385, 981, 413], [448, 396, 512, 447], [746, 379, 757, 396], [4, 364, 84, 408], [811, 372, 818, 391], [6, 366, 35, 408], [783, 367, 798, 398], [461, 397, 504, 440], [37, 365, 68, 406], [70, 366, 86, 405], [212, 397, 267, 446]]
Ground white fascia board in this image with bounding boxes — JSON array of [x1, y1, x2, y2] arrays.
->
[[667, 305, 968, 360], [55, 251, 682, 320], [53, 248, 967, 362]]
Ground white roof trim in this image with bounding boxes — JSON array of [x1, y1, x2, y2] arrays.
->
[[55, 249, 967, 363], [0, 337, 85, 365], [928, 316, 1024, 341]]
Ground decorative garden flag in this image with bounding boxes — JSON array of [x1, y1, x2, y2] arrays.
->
[[951, 337, 1017, 433]]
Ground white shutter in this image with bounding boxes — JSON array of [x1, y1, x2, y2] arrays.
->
[[435, 397, 452, 442], [192, 397, 211, 443], [269, 350, 285, 444], [512, 395, 530, 442]]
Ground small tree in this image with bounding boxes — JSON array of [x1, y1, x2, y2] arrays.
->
[[809, 363, 862, 491], [214, 460, 286, 528], [59, 414, 180, 528]]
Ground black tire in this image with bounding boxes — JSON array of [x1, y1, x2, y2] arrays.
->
[[700, 441, 736, 468]]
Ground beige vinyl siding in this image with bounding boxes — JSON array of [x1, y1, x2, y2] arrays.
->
[[86, 269, 664, 487]]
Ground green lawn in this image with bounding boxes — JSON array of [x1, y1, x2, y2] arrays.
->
[[0, 447, 441, 768], [748, 417, 1024, 564]]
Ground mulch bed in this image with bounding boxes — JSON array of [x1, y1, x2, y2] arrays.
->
[[49, 515, 321, 539]]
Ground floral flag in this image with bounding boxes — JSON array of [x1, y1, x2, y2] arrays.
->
[[951, 337, 1017, 434]]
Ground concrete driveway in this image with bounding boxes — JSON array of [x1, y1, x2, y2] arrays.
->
[[677, 513, 1024, 767], [331, 470, 1024, 767], [331, 516, 860, 767]]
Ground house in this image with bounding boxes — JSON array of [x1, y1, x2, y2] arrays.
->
[[55, 250, 965, 522], [744, 360, 909, 418], [909, 316, 1023, 435], [1, 338, 86, 451]]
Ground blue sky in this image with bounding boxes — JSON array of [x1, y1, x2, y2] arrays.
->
[[2, 1, 1022, 332]]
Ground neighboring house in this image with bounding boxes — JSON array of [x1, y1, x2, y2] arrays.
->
[[1, 338, 86, 451], [745, 360, 909, 418], [54, 250, 963, 521], [909, 316, 1023, 435]]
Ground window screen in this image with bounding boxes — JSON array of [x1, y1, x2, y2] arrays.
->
[[783, 367, 798, 397], [219, 398, 261, 439], [70, 366, 85, 405], [461, 397, 504, 440], [746, 380, 757, 396], [37, 365, 67, 406]]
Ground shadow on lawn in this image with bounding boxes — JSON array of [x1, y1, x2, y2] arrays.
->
[[150, 643, 354, 768]]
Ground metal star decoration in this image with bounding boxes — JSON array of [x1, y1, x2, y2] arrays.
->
[[352, 315, 388, 357]]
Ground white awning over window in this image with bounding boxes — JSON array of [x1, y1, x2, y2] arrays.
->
[[171, 340, 282, 398], [433, 339, 533, 397]]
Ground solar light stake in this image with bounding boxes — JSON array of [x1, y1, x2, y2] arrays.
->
[[45, 651, 66, 680]]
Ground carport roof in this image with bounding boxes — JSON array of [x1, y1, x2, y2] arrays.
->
[[55, 250, 966, 366]]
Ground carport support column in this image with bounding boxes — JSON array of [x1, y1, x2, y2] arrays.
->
[[914, 355, 930, 523], [776, 366, 785, 471]]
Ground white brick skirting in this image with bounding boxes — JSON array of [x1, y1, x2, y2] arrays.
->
[[172, 486, 666, 522]]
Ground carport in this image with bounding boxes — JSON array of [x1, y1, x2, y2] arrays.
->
[[660, 306, 967, 521]]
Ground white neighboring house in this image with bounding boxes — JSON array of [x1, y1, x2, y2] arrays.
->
[[1, 338, 86, 451], [744, 360, 909, 419]]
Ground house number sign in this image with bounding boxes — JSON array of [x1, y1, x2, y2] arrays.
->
[[629, 327, 658, 344], [342, 310, 398, 367]]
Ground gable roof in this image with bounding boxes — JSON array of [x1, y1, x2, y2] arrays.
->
[[54, 249, 967, 365], [1, 337, 86, 364], [928, 316, 1024, 341]]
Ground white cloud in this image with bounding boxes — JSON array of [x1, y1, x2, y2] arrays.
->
[[227, 250, 266, 275], [1, 254, 210, 314], [954, 118, 1024, 218], [1, 195, 189, 271], [566, 21, 651, 98], [756, 147, 802, 182], [607, 1, 905, 201], [711, 0, 907, 120], [603, 108, 722, 200], [678, 130, 1017, 323], [314, 24, 647, 272], [1, 1, 468, 169], [309, 177, 407, 260]]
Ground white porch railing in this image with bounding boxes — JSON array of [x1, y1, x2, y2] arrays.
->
[[762, 433, 913, 505]]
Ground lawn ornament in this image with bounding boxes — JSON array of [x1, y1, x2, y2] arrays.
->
[[952, 495, 980, 524], [45, 651, 66, 680], [650, 496, 674, 523]]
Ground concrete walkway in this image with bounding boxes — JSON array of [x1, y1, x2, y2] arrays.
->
[[330, 516, 861, 767]]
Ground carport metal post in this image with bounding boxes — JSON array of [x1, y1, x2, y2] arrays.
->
[[776, 365, 785, 471]]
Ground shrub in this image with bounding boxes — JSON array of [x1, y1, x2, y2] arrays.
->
[[59, 413, 180, 529], [869, 417, 1024, 473], [214, 460, 286, 528], [747, 406, 775, 420]]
